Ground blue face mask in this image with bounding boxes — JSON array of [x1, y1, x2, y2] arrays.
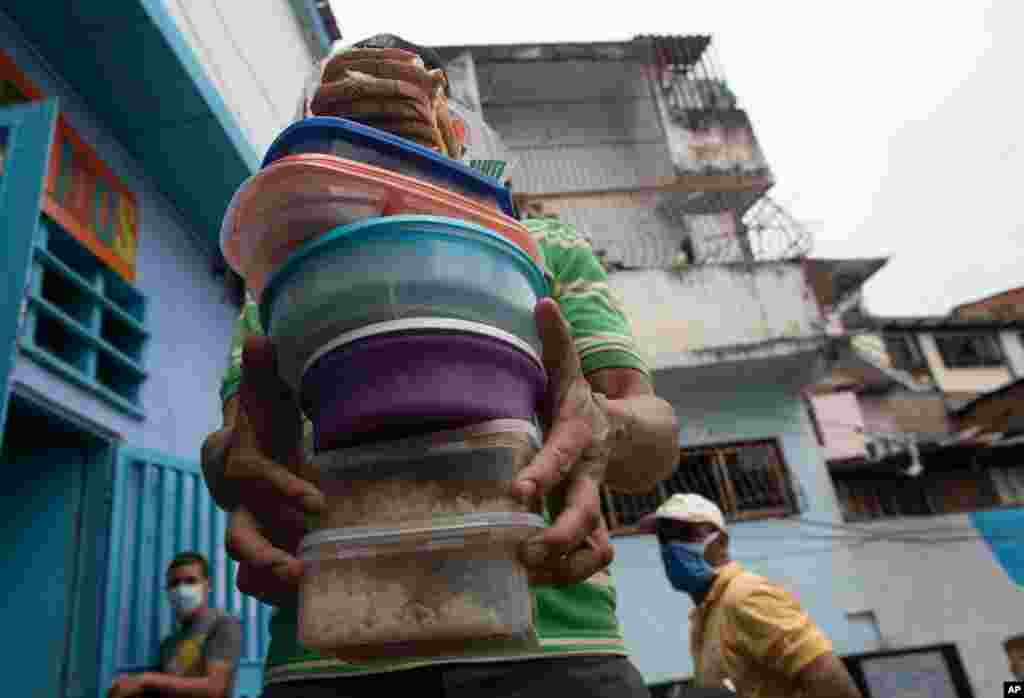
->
[[660, 534, 719, 598]]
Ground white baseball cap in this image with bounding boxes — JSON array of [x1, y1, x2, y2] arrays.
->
[[639, 493, 726, 535]]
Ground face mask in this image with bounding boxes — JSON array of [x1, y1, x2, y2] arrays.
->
[[168, 583, 205, 618], [660, 533, 720, 597]]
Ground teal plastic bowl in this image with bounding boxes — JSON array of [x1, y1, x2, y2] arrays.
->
[[261, 215, 549, 392]]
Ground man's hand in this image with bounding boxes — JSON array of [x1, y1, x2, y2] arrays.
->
[[107, 674, 147, 698], [200, 336, 324, 605], [512, 298, 629, 587]]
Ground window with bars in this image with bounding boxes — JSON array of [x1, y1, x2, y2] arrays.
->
[[991, 465, 1024, 506], [833, 472, 1001, 522], [883, 333, 927, 371], [934, 333, 1004, 369], [19, 217, 148, 417], [601, 440, 795, 532]]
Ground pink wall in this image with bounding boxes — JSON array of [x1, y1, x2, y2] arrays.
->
[[810, 391, 868, 462]]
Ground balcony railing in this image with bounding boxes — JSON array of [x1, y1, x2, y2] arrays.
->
[[639, 35, 773, 208]]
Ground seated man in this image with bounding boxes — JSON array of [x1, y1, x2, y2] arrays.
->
[[107, 552, 242, 698]]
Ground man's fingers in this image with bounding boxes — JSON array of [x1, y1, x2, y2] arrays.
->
[[528, 541, 614, 588], [226, 508, 303, 589], [522, 475, 603, 564], [535, 298, 581, 403], [244, 497, 309, 552], [240, 335, 287, 393], [200, 426, 236, 510], [236, 563, 299, 607], [229, 505, 304, 606], [527, 516, 614, 587], [202, 439, 320, 516], [239, 336, 302, 462], [246, 456, 324, 516], [513, 415, 590, 501]]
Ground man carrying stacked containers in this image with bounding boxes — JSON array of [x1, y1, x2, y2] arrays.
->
[[201, 34, 681, 697]]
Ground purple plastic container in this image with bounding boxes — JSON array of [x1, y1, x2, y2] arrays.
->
[[301, 327, 547, 451]]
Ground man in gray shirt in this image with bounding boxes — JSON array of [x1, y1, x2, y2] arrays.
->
[[108, 552, 242, 698]]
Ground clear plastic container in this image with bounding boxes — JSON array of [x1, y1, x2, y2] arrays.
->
[[297, 512, 544, 659], [219, 155, 542, 301], [261, 217, 548, 393], [261, 117, 514, 215], [312, 419, 542, 528]]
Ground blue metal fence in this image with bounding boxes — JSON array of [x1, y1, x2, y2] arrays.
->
[[99, 445, 272, 697]]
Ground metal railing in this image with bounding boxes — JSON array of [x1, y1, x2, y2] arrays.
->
[[640, 35, 738, 123]]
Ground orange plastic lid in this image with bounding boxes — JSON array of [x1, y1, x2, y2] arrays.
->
[[221, 154, 543, 289]]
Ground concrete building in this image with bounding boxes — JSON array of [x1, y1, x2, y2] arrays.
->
[[5, 7, 1010, 694], [0, 3, 339, 696], [433, 36, 959, 696], [809, 291, 1024, 698]]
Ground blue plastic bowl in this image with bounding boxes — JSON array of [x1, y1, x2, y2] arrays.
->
[[261, 215, 549, 392], [262, 117, 515, 217]]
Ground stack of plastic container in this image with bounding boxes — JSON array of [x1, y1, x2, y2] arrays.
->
[[220, 117, 548, 659]]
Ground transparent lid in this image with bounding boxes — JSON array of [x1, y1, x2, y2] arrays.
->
[[219, 171, 258, 274], [302, 318, 543, 380], [223, 155, 543, 299], [311, 418, 541, 476], [262, 117, 515, 217], [300, 512, 546, 559]]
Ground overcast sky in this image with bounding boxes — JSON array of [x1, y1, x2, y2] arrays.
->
[[329, 0, 1022, 316]]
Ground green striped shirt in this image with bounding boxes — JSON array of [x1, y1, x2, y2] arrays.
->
[[220, 217, 649, 685]]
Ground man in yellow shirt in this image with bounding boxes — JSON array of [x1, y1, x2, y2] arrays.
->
[[642, 494, 863, 698], [1005, 634, 1024, 681]]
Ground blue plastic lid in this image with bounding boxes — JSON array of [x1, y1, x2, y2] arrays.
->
[[260, 215, 550, 332], [262, 117, 515, 218]]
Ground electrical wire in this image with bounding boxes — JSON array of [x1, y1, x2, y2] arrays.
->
[[617, 511, 1024, 549], [629, 530, 1024, 565]]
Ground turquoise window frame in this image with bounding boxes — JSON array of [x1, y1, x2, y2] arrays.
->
[[19, 215, 148, 419]]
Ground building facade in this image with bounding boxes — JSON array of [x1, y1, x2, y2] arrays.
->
[[0, 3, 339, 696], [433, 36, 941, 695], [810, 294, 1024, 698]]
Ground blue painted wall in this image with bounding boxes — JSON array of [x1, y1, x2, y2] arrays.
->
[[1, 9, 238, 463], [611, 382, 877, 684], [1, 11, 260, 698]]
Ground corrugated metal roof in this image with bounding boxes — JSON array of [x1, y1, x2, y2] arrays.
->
[[543, 195, 683, 268], [952, 286, 1024, 321], [482, 98, 663, 149], [511, 142, 675, 195], [953, 377, 1024, 418], [870, 316, 1024, 331], [475, 60, 650, 104], [434, 35, 710, 65], [435, 41, 640, 63], [803, 258, 889, 309]]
